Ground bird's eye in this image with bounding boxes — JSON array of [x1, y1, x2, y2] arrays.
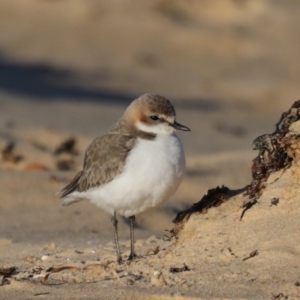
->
[[150, 115, 159, 121]]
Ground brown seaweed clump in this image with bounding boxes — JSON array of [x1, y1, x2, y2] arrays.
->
[[172, 185, 230, 224], [245, 100, 300, 202], [173, 100, 300, 226], [1, 141, 23, 164]]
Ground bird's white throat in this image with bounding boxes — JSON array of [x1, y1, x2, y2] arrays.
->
[[135, 121, 175, 135]]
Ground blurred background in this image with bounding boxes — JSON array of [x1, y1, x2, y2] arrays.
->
[[1, 0, 300, 244]]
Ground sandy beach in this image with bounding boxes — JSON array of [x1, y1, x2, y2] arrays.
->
[[1, 1, 300, 299]]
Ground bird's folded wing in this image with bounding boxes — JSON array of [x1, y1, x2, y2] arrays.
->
[[58, 134, 136, 198]]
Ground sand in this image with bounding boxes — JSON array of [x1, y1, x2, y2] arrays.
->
[[1, 1, 300, 299]]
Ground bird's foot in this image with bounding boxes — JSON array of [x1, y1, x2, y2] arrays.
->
[[128, 252, 137, 261]]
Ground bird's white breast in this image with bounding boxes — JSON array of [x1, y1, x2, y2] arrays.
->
[[77, 133, 186, 217]]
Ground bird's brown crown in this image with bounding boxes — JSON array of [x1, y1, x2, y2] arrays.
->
[[124, 93, 176, 126]]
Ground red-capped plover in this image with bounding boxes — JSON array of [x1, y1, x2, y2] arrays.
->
[[57, 93, 190, 264]]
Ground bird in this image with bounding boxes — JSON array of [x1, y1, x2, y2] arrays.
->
[[57, 93, 190, 264]]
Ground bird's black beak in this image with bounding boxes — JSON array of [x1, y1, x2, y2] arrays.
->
[[171, 121, 191, 131]]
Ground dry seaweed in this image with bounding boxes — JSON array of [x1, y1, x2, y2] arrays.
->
[[240, 199, 258, 221], [172, 185, 229, 224], [242, 250, 258, 261], [0, 266, 17, 286], [0, 266, 16, 276], [54, 137, 78, 156], [40, 266, 81, 284], [169, 263, 190, 273], [172, 101, 300, 226], [1, 142, 23, 163], [270, 197, 279, 207], [243, 100, 300, 211]]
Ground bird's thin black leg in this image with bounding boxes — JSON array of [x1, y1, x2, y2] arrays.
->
[[111, 212, 122, 265], [128, 215, 137, 261]]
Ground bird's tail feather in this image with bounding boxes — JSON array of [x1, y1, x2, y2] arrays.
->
[[56, 170, 83, 198]]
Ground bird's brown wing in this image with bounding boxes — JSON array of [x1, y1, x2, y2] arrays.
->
[[58, 133, 136, 198]]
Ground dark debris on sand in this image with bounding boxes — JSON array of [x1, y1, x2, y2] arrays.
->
[[54, 137, 78, 156], [169, 263, 190, 273], [172, 185, 230, 224], [54, 137, 78, 171], [1, 141, 23, 163], [0, 266, 17, 286]]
